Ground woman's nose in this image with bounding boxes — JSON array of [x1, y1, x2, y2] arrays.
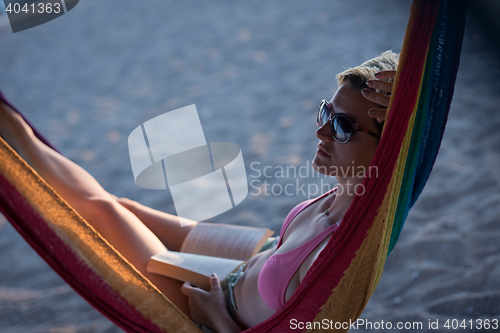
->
[[316, 120, 334, 142]]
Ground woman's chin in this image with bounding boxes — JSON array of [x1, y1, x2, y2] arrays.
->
[[312, 157, 329, 174], [313, 154, 341, 178]]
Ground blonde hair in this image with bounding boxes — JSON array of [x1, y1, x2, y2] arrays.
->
[[336, 51, 399, 132], [336, 50, 399, 90]]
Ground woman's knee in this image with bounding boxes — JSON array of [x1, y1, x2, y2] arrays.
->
[[78, 196, 122, 222], [115, 196, 139, 211], [78, 196, 162, 252]]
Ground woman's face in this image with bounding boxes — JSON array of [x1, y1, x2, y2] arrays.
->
[[312, 83, 381, 179]]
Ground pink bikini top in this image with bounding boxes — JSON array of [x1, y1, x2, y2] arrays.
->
[[258, 189, 340, 311]]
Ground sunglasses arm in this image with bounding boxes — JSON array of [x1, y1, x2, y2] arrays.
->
[[358, 127, 381, 139]]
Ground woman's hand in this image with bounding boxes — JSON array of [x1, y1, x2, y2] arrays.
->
[[181, 274, 242, 333], [361, 70, 396, 123]]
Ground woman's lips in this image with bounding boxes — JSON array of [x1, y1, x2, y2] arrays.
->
[[317, 145, 331, 157]]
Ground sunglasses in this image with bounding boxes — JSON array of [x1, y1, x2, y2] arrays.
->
[[316, 100, 381, 143]]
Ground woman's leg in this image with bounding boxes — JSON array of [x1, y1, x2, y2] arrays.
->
[[115, 197, 196, 251], [0, 101, 191, 316]]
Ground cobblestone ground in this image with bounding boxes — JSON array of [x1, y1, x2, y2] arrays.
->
[[0, 1, 499, 332]]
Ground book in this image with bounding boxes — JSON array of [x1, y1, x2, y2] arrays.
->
[[179, 222, 274, 261], [147, 223, 274, 290], [147, 251, 245, 291]]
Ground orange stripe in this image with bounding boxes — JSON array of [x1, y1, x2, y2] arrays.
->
[[0, 137, 200, 333]]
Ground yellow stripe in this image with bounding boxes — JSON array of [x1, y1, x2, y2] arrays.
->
[[0, 137, 200, 333]]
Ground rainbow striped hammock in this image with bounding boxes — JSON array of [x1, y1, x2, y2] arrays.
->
[[0, 1, 467, 332]]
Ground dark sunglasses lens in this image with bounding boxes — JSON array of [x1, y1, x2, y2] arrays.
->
[[332, 115, 354, 142], [317, 103, 331, 127]]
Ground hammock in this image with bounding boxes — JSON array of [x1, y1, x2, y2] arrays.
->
[[0, 1, 467, 332]]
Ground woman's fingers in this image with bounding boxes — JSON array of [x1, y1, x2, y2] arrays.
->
[[361, 89, 391, 108], [368, 108, 387, 123], [210, 273, 221, 291], [363, 70, 396, 120], [180, 281, 193, 296], [366, 79, 393, 94], [181, 275, 221, 297], [179, 274, 232, 329], [374, 70, 396, 80]]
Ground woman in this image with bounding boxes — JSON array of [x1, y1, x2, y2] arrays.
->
[[0, 51, 398, 332]]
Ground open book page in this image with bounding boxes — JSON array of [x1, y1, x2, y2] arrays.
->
[[147, 251, 244, 290], [180, 222, 274, 260]]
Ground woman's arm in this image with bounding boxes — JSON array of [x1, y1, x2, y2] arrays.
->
[[181, 274, 243, 333]]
